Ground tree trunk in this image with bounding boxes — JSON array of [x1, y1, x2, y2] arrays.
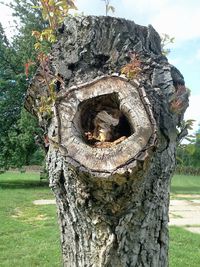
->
[[25, 16, 189, 267]]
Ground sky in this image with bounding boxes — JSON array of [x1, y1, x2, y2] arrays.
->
[[0, 0, 199, 132]]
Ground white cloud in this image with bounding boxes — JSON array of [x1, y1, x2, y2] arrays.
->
[[121, 0, 168, 15], [120, 0, 200, 43], [151, 6, 200, 42]]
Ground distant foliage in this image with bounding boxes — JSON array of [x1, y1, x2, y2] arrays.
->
[[0, 0, 77, 169], [176, 127, 200, 175], [175, 165, 200, 176], [177, 119, 195, 144], [0, 1, 46, 168], [0, 108, 44, 168]]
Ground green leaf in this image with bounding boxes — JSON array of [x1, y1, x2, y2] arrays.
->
[[31, 5, 42, 9]]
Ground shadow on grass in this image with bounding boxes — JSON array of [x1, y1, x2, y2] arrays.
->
[[0, 180, 49, 189]]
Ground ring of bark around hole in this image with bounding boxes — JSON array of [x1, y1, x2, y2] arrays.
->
[[55, 76, 156, 175]]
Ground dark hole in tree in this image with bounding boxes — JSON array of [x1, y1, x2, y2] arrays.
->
[[73, 93, 134, 147], [93, 54, 110, 68], [55, 73, 63, 92]]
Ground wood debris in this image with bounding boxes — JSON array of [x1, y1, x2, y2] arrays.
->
[[85, 109, 127, 147]]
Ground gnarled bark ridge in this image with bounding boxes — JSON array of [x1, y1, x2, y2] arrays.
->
[[25, 16, 189, 267]]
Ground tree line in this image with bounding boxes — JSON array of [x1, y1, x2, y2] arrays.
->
[[176, 129, 200, 175]]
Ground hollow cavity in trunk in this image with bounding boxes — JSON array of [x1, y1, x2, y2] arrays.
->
[[73, 93, 133, 147]]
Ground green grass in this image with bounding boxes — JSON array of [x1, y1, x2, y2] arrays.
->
[[170, 174, 200, 266], [0, 172, 62, 267], [0, 172, 200, 266], [171, 174, 200, 195], [169, 227, 200, 267]]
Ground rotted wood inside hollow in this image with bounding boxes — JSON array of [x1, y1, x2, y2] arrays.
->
[[76, 93, 133, 147]]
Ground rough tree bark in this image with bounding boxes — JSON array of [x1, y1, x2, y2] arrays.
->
[[25, 16, 189, 267]]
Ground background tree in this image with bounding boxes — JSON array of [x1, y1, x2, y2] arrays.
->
[[193, 130, 200, 167], [0, 0, 45, 169], [176, 126, 200, 175]]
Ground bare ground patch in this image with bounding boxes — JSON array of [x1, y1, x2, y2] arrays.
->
[[33, 199, 56, 205], [169, 198, 200, 234], [32, 198, 200, 234]]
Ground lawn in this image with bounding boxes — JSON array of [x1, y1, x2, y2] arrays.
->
[[171, 174, 200, 195], [170, 227, 200, 267], [0, 172, 200, 266], [0, 172, 62, 267]]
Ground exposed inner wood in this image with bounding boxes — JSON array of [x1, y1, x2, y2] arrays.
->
[[56, 76, 154, 175]]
